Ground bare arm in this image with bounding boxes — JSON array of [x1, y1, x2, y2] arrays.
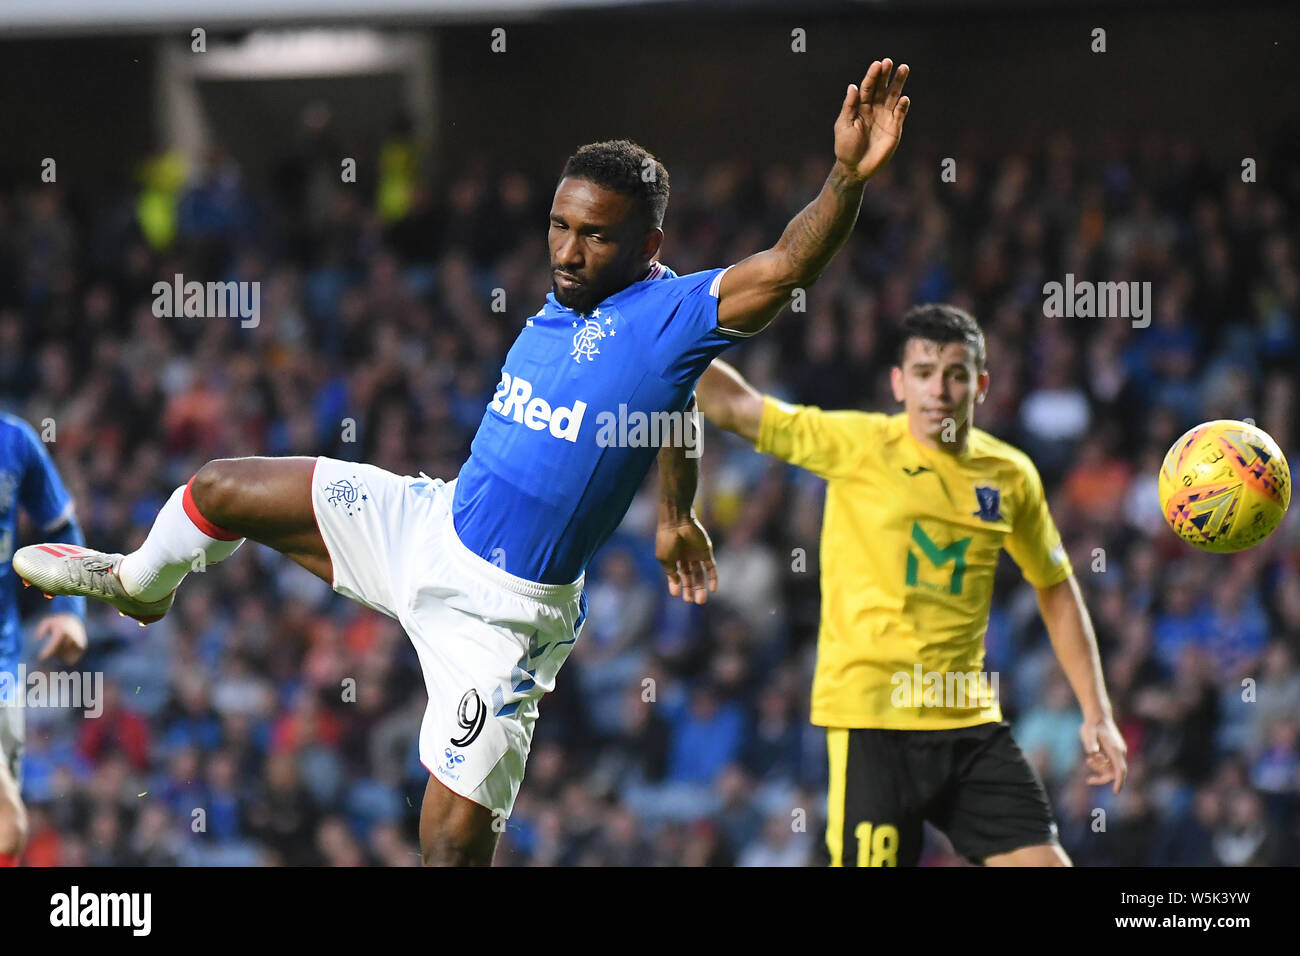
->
[[717, 59, 910, 335], [695, 359, 765, 444], [656, 398, 717, 604], [1036, 574, 1128, 793]]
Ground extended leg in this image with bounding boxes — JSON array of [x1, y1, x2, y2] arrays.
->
[[14, 456, 333, 623], [184, 457, 332, 583], [419, 774, 501, 866]]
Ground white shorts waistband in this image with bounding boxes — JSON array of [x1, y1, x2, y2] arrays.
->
[[431, 474, 585, 606]]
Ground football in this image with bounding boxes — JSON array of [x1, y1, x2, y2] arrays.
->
[[1159, 419, 1292, 553]]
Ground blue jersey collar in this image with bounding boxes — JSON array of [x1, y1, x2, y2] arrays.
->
[[541, 261, 676, 317]]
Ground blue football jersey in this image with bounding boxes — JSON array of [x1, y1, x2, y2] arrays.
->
[[0, 414, 78, 673], [453, 262, 742, 583]]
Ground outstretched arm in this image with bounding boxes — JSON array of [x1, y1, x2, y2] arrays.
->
[[716, 59, 910, 336], [695, 359, 764, 444], [1036, 574, 1128, 794]]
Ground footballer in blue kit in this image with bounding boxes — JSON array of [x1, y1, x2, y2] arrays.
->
[[0, 413, 89, 866], [453, 261, 740, 584], [16, 60, 911, 865]]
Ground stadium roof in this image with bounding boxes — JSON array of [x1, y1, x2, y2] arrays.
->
[[0, 0, 687, 36], [0, 0, 1234, 37]]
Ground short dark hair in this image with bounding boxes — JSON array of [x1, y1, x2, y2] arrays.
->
[[896, 304, 987, 370], [560, 139, 669, 231]]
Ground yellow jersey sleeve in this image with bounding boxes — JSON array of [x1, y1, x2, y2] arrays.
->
[[756, 396, 879, 481], [1004, 453, 1073, 589]]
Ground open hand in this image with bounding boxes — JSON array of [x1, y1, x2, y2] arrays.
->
[[656, 517, 719, 605], [36, 612, 88, 667], [835, 59, 911, 182]]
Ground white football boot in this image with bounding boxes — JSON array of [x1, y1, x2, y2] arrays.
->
[[12, 544, 174, 626]]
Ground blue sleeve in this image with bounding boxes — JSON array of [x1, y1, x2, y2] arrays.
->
[[17, 419, 74, 533], [644, 268, 749, 386], [17, 421, 85, 619]]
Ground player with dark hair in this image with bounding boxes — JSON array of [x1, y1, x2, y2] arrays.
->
[[695, 303, 1128, 866], [18, 60, 912, 866], [0, 414, 88, 867]]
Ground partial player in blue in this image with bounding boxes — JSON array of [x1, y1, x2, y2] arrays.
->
[[0, 413, 89, 866], [17, 60, 911, 865]]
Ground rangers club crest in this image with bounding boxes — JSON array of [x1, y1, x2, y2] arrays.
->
[[570, 309, 616, 363], [571, 317, 605, 362], [324, 476, 367, 516]]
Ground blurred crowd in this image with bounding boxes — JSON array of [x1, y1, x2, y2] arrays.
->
[[2, 115, 1299, 866]]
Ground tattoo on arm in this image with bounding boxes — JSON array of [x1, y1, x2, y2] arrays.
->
[[777, 164, 867, 286]]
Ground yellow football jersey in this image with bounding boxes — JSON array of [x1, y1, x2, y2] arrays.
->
[[757, 397, 1073, 729]]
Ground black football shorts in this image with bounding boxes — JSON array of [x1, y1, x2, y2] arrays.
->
[[822, 721, 1061, 866]]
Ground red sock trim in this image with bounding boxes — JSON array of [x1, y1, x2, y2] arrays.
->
[[0, 853, 18, 867], [183, 476, 242, 541]]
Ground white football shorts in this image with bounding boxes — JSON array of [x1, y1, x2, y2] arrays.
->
[[310, 457, 587, 818]]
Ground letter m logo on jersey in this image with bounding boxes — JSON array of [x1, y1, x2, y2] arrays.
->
[[905, 521, 971, 595]]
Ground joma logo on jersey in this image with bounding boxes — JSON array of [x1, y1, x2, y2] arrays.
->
[[490, 371, 587, 442]]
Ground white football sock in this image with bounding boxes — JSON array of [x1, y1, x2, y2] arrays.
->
[[118, 483, 246, 601]]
